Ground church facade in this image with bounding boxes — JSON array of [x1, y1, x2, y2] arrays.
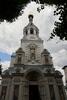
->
[[0, 15, 67, 100], [63, 66, 67, 95]]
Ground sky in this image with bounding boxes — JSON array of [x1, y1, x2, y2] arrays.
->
[[0, 2, 67, 83]]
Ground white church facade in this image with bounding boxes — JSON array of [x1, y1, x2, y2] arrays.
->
[[0, 14, 67, 100]]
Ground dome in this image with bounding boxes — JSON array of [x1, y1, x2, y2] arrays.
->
[[16, 48, 25, 54], [28, 14, 34, 19], [23, 14, 39, 39], [11, 52, 16, 57], [41, 49, 50, 55], [55, 70, 62, 76]]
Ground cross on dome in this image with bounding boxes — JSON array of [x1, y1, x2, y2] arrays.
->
[[28, 14, 34, 24], [23, 14, 40, 40]]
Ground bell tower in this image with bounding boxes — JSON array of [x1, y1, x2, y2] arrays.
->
[[21, 14, 44, 64], [23, 14, 39, 40]]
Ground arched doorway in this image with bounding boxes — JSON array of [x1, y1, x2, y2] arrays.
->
[[29, 85, 41, 100], [25, 70, 43, 100]]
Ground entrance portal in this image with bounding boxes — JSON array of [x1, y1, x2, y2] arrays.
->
[[29, 85, 41, 100]]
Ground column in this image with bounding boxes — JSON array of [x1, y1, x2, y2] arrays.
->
[[45, 82, 51, 100], [53, 84, 60, 100], [62, 85, 67, 100], [9, 85, 14, 100], [5, 85, 10, 100], [18, 84, 23, 100]]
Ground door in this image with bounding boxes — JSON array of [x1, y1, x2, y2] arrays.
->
[[29, 85, 41, 100]]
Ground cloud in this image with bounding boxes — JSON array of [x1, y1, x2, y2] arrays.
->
[[0, 2, 57, 54], [0, 52, 10, 61], [52, 49, 67, 67], [1, 61, 10, 71]]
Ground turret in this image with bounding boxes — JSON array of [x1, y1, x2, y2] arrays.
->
[[10, 52, 16, 67], [15, 47, 25, 64], [41, 49, 53, 65]]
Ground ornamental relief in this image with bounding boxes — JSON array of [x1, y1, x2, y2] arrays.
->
[[13, 77, 21, 83], [56, 78, 62, 84], [2, 79, 9, 84], [48, 77, 54, 83]]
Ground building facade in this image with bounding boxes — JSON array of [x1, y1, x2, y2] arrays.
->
[[0, 14, 67, 100], [63, 66, 67, 95]]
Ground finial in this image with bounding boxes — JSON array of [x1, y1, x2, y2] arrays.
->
[[28, 14, 34, 23]]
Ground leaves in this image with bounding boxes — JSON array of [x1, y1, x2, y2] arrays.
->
[[52, 3, 67, 40], [0, 0, 30, 22]]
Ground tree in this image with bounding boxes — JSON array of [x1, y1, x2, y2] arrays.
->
[[0, 0, 29, 22], [37, 0, 67, 40], [0, 0, 67, 40]]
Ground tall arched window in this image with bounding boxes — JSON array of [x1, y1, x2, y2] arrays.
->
[[30, 47, 35, 60], [26, 29, 28, 35], [17, 56, 22, 64], [45, 55, 49, 64], [13, 85, 19, 100], [30, 28, 34, 34]]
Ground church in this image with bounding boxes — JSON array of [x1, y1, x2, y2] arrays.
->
[[0, 14, 67, 100]]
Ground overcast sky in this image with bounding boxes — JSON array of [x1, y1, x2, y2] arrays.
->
[[0, 2, 67, 83]]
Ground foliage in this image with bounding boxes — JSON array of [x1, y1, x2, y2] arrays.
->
[[52, 3, 67, 40], [36, 0, 67, 40], [0, 0, 29, 22]]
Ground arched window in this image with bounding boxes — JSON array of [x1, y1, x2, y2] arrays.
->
[[13, 85, 19, 100], [45, 55, 49, 64], [30, 28, 34, 34], [17, 56, 22, 64], [30, 47, 35, 60], [26, 29, 28, 35]]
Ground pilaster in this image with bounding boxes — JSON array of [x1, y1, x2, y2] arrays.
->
[[9, 84, 14, 100]]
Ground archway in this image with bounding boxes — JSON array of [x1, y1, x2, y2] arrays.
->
[[29, 85, 41, 100], [25, 69, 43, 100]]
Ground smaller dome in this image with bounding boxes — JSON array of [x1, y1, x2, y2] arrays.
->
[[41, 49, 50, 55], [63, 65, 67, 69], [28, 14, 34, 19], [16, 48, 25, 54], [55, 70, 62, 76], [11, 52, 16, 57]]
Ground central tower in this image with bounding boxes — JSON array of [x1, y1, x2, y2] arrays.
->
[[21, 14, 44, 65]]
